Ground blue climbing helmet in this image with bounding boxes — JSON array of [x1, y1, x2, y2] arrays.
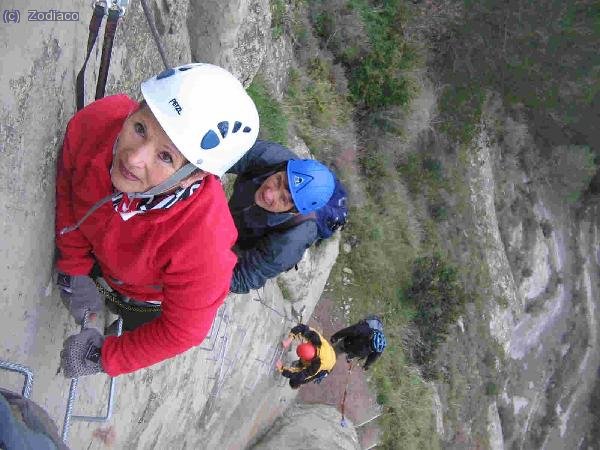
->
[[370, 329, 387, 353], [286, 159, 335, 214]]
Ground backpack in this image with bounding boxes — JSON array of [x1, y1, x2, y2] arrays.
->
[[314, 174, 348, 239], [365, 315, 384, 332], [274, 174, 348, 241]]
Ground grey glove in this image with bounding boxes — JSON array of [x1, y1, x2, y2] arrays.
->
[[57, 274, 104, 324], [60, 328, 105, 378]]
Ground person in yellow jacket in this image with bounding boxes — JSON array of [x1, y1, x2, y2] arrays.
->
[[276, 324, 336, 389]]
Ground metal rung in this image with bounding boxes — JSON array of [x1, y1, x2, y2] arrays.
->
[[62, 315, 123, 442], [0, 360, 33, 398], [199, 310, 228, 351], [203, 335, 228, 362]]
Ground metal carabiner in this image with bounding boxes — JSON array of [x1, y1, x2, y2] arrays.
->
[[91, 0, 129, 17]]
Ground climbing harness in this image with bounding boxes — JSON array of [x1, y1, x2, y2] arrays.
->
[[61, 311, 124, 443], [339, 360, 353, 427], [93, 278, 162, 313], [76, 2, 104, 110], [76, 0, 170, 111], [95, 5, 122, 101]]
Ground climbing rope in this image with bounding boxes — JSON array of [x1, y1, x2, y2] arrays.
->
[[339, 361, 353, 427], [76, 0, 170, 111], [252, 288, 305, 324], [140, 0, 170, 70]]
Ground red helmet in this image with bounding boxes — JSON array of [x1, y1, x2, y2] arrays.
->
[[296, 343, 316, 361]]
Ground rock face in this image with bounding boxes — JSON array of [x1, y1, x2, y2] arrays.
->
[[429, 95, 600, 449], [0, 2, 342, 449], [187, 0, 270, 86], [251, 404, 360, 450]]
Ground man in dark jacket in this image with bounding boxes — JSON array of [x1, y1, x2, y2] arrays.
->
[[226, 140, 336, 293], [330, 316, 387, 370]]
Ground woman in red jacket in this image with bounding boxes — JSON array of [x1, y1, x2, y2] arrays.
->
[[57, 63, 259, 378]]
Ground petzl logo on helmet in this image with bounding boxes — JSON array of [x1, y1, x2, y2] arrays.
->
[[294, 175, 304, 186], [169, 98, 182, 115]]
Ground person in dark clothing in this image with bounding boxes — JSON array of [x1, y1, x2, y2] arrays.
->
[[330, 316, 387, 370], [226, 140, 337, 294], [0, 388, 70, 450], [276, 324, 337, 389]]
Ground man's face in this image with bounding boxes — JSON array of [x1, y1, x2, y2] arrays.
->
[[111, 105, 188, 193], [254, 170, 295, 213]]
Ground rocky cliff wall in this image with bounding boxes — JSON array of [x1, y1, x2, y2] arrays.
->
[[429, 95, 600, 449], [251, 404, 360, 450]]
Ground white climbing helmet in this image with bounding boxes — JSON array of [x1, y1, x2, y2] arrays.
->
[[141, 63, 259, 177]]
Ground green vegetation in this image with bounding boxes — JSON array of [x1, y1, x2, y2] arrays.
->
[[327, 168, 444, 447], [439, 84, 485, 145], [284, 59, 352, 155], [345, 0, 417, 109], [270, 0, 286, 38], [399, 154, 446, 196], [276, 278, 293, 301], [484, 381, 499, 396], [310, 0, 418, 111], [327, 142, 470, 445], [547, 145, 597, 204], [371, 347, 440, 449], [440, 1, 600, 179], [407, 255, 469, 379], [329, 210, 441, 448], [261, 1, 449, 446], [246, 75, 289, 145]]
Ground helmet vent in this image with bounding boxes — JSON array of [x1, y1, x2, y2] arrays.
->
[[217, 121, 229, 138], [243, 126, 252, 133], [178, 67, 192, 71], [232, 121, 242, 133], [200, 130, 220, 150], [156, 68, 175, 80]]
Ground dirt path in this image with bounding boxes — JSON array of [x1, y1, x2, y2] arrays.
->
[[298, 297, 381, 449]]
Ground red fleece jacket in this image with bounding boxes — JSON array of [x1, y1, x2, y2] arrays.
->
[[55, 95, 238, 376]]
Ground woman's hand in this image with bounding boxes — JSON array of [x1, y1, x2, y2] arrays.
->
[[281, 337, 293, 349], [57, 274, 104, 324], [60, 328, 105, 378]]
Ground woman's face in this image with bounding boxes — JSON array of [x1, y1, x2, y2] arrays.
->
[[254, 170, 295, 213], [111, 105, 188, 193]]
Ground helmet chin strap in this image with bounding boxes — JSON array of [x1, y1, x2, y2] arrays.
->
[[61, 163, 199, 235], [126, 162, 198, 199]]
